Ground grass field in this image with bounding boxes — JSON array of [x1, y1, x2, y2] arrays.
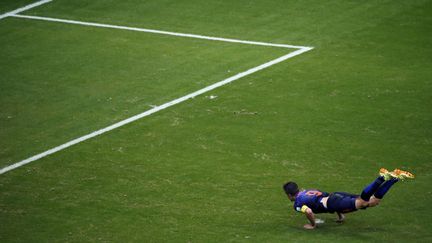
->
[[1, 0, 431, 242]]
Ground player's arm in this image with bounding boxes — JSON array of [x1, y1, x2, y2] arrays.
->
[[300, 205, 316, 229], [336, 212, 345, 223]]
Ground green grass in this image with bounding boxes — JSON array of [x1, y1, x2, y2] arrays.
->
[[0, 16, 288, 168], [0, 0, 36, 13], [1, 0, 431, 242]]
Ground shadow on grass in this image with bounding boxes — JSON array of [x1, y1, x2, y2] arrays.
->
[[249, 215, 390, 242]]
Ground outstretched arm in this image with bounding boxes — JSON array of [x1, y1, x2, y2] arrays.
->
[[304, 207, 316, 229]]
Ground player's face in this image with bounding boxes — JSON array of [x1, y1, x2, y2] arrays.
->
[[287, 194, 295, 202]]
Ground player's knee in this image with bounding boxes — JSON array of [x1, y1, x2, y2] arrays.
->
[[355, 198, 369, 209], [368, 197, 381, 207]]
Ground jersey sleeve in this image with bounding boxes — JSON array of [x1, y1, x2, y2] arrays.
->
[[294, 201, 310, 213], [296, 205, 310, 213]]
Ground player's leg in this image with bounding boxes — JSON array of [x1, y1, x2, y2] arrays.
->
[[367, 179, 398, 207], [362, 168, 415, 207], [327, 193, 358, 214], [359, 177, 384, 202], [359, 168, 390, 202], [370, 169, 414, 204], [355, 168, 392, 209], [333, 192, 358, 198], [374, 178, 398, 199]]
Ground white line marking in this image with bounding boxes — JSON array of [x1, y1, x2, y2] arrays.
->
[[0, 47, 312, 175], [12, 14, 312, 50], [0, 0, 52, 20], [2, 10, 314, 174]]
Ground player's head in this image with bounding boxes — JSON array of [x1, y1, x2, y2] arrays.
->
[[283, 181, 299, 201]]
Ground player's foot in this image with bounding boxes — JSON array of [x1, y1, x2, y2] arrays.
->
[[379, 168, 393, 181], [393, 169, 415, 180]]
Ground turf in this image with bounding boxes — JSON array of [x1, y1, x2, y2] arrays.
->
[[0, 16, 288, 168], [1, 0, 431, 242]]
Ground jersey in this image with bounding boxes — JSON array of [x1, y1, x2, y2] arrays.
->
[[293, 189, 330, 214]]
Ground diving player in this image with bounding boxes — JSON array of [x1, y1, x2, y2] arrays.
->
[[283, 168, 415, 229]]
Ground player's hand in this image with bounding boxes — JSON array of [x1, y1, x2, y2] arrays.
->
[[303, 224, 316, 230], [336, 213, 345, 223]]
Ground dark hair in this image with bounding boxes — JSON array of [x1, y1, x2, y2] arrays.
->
[[283, 181, 299, 196]]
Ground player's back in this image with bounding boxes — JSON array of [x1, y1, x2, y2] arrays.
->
[[294, 189, 329, 213]]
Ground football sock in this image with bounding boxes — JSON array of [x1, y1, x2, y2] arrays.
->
[[374, 178, 398, 199], [360, 176, 385, 201]]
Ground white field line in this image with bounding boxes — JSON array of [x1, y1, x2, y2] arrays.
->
[[12, 14, 312, 50], [1, 9, 314, 174], [0, 0, 52, 20], [0, 47, 312, 175]]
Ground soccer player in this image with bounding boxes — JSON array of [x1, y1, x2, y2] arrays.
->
[[283, 168, 415, 229]]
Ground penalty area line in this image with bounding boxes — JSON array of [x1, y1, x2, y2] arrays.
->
[[0, 47, 312, 175], [0, 0, 52, 20], [12, 14, 312, 50]]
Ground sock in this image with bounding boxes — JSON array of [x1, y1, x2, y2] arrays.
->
[[360, 176, 385, 201], [374, 178, 398, 199]]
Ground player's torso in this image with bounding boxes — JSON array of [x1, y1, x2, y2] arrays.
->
[[294, 189, 329, 213]]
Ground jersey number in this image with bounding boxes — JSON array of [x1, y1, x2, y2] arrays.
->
[[305, 190, 322, 197]]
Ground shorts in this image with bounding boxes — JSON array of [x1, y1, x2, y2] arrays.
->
[[327, 192, 358, 213]]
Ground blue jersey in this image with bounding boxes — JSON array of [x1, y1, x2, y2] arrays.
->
[[294, 189, 330, 214]]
